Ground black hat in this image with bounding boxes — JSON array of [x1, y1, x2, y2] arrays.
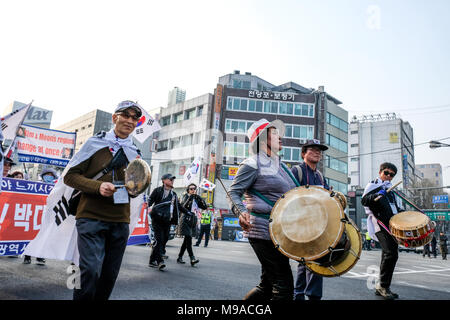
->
[[301, 139, 328, 152], [161, 173, 176, 181], [4, 157, 16, 166], [114, 100, 142, 118]]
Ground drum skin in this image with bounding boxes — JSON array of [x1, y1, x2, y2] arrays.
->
[[124, 158, 152, 196], [306, 219, 362, 277], [269, 186, 345, 261], [389, 211, 435, 248]]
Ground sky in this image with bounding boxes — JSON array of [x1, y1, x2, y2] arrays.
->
[[1, 0, 449, 185]]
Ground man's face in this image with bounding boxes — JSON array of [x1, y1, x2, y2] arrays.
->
[[112, 108, 139, 138], [3, 162, 12, 177], [163, 178, 174, 188], [303, 147, 322, 164], [379, 168, 396, 182]]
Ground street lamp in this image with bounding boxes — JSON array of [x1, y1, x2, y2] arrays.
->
[[429, 140, 450, 149]]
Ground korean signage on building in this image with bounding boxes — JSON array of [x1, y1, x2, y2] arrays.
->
[[248, 90, 296, 101], [432, 195, 448, 204]]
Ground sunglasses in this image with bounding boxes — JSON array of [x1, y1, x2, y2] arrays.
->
[[189, 187, 196, 191], [118, 111, 140, 121], [383, 170, 396, 177]]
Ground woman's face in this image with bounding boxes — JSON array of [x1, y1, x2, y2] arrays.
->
[[188, 185, 196, 194], [266, 127, 283, 153]]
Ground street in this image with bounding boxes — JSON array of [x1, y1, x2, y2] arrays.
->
[[0, 237, 449, 300]]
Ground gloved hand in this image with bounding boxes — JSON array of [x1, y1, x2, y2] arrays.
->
[[377, 189, 387, 196]]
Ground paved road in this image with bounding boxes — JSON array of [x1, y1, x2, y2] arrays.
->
[[1, 237, 449, 300]]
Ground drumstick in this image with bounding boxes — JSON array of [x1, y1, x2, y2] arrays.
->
[[217, 177, 245, 219], [374, 181, 402, 201]]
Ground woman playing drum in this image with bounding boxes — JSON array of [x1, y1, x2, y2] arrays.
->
[[227, 118, 299, 300]]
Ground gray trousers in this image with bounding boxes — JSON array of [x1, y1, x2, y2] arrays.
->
[[73, 218, 129, 300]]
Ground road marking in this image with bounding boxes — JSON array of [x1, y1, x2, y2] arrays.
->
[[428, 273, 450, 277]]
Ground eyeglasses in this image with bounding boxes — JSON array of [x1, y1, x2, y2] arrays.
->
[[189, 187, 196, 191], [118, 111, 140, 121], [383, 170, 396, 177]]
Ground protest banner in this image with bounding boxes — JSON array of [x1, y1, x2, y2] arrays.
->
[[0, 178, 149, 256], [15, 125, 76, 167]]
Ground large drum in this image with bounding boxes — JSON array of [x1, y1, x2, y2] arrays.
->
[[389, 211, 436, 248], [269, 186, 362, 277]]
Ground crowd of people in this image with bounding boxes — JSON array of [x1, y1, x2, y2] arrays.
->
[[1, 101, 448, 302]]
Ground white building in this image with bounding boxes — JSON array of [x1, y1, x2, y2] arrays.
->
[[349, 113, 415, 194], [150, 93, 214, 195], [416, 163, 443, 188]]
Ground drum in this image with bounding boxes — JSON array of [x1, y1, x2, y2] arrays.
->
[[117, 158, 152, 196], [389, 211, 436, 248], [269, 186, 361, 276]]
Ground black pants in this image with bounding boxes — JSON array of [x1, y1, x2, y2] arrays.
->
[[179, 236, 194, 258], [149, 221, 170, 264], [74, 218, 129, 301], [375, 229, 398, 289], [246, 238, 294, 301], [195, 224, 211, 247]]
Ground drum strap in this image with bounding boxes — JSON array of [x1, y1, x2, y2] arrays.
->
[[248, 163, 300, 219]]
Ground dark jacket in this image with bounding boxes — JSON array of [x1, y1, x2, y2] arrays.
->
[[148, 186, 188, 225], [178, 193, 207, 237], [361, 185, 403, 228]]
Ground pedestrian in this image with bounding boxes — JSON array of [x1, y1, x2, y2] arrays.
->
[[422, 243, 431, 258], [63, 100, 142, 300], [361, 162, 403, 300], [10, 170, 24, 179], [177, 183, 206, 266], [439, 232, 448, 260], [23, 168, 56, 265], [147, 173, 189, 271], [2, 157, 15, 177], [290, 139, 330, 301], [228, 119, 298, 300], [365, 231, 372, 251], [431, 234, 437, 258], [194, 209, 213, 247]]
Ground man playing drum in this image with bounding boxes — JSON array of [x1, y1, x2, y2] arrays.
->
[[228, 119, 299, 300], [290, 139, 330, 300], [361, 162, 403, 300]]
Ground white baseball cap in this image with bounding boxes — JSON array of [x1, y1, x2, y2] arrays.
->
[[247, 118, 285, 143]]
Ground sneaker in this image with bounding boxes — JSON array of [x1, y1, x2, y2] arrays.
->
[[149, 261, 158, 268], [23, 256, 31, 264], [375, 287, 397, 300], [177, 257, 186, 264], [158, 262, 166, 271], [36, 258, 46, 265]]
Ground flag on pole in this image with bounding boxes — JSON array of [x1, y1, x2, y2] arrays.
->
[[0, 101, 32, 193], [183, 156, 202, 186], [132, 108, 161, 144], [199, 178, 216, 191]]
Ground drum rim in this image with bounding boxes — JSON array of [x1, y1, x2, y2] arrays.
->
[[269, 186, 346, 261], [305, 218, 362, 277], [389, 211, 432, 231]]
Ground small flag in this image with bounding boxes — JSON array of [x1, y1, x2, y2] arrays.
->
[[132, 108, 161, 144], [200, 178, 216, 191], [183, 156, 202, 185]]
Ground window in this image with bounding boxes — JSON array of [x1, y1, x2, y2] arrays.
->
[[301, 104, 309, 116], [327, 112, 348, 133], [233, 98, 240, 110], [173, 113, 183, 123], [233, 80, 242, 89], [326, 133, 348, 153], [351, 143, 359, 147], [227, 97, 233, 110], [242, 81, 251, 89], [350, 157, 359, 162], [294, 104, 302, 116], [161, 116, 171, 126], [351, 130, 358, 134], [182, 134, 193, 146], [248, 100, 256, 111], [240, 99, 248, 111], [193, 132, 200, 144], [170, 137, 181, 149], [285, 125, 293, 138], [271, 101, 278, 113], [158, 140, 168, 151], [263, 101, 271, 113], [255, 100, 263, 112], [184, 108, 196, 120], [197, 105, 203, 116]]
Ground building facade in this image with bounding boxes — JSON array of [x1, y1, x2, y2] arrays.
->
[[168, 87, 186, 106], [151, 93, 214, 196], [56, 109, 113, 152], [416, 163, 443, 188], [209, 71, 349, 212]]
